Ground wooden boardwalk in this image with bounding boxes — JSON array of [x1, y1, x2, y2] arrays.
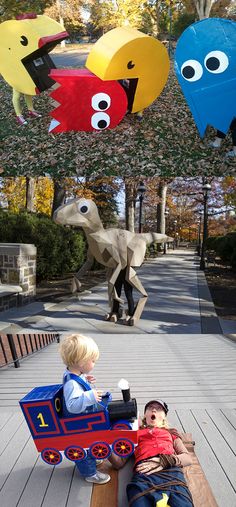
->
[[0, 333, 236, 507]]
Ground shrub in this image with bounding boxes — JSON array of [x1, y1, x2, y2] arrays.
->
[[0, 210, 86, 280], [206, 232, 236, 269]]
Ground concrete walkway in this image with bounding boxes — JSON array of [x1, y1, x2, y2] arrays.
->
[[0, 249, 235, 337]]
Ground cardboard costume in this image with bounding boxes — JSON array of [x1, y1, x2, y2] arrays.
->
[[53, 198, 172, 325], [175, 18, 236, 137], [0, 14, 68, 122], [86, 27, 170, 114]]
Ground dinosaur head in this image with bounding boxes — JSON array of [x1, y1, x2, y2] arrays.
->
[[53, 198, 103, 230]]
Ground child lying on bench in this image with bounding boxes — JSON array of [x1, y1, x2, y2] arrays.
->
[[109, 399, 193, 507]]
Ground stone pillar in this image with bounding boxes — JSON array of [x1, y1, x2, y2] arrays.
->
[[0, 243, 37, 306]]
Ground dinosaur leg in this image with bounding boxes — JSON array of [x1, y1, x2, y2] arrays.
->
[[105, 265, 124, 322], [125, 267, 147, 326], [12, 89, 27, 125]]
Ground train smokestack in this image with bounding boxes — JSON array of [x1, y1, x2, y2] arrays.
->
[[118, 378, 130, 403]]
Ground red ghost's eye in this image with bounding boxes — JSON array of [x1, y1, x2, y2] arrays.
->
[[91, 112, 110, 130], [92, 93, 111, 111]]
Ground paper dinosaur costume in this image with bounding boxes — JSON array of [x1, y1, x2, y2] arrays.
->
[[53, 198, 172, 325], [0, 13, 68, 125]]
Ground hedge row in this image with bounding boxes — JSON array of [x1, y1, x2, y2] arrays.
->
[[206, 232, 236, 269], [0, 211, 86, 280]]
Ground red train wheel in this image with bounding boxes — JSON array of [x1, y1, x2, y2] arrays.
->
[[65, 445, 86, 462], [112, 439, 134, 457], [41, 447, 62, 465], [89, 441, 111, 459]]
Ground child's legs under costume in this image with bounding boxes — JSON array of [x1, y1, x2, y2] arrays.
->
[[12, 89, 34, 115], [75, 454, 96, 477]]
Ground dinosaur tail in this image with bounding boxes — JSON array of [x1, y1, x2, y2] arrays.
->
[[140, 233, 173, 245]]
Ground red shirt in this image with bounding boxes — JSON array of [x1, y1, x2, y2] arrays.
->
[[134, 427, 178, 465]]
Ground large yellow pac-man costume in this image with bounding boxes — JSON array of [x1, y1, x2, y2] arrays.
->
[[0, 14, 68, 123], [86, 27, 170, 114]]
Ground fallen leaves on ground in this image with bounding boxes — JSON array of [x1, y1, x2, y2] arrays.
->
[[0, 65, 235, 177]]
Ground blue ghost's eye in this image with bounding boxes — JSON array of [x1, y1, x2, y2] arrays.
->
[[181, 60, 203, 82], [204, 51, 229, 74], [91, 112, 110, 130]]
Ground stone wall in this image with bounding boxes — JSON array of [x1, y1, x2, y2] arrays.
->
[[0, 243, 37, 309]]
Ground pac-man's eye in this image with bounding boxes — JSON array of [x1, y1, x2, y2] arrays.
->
[[92, 93, 111, 111], [181, 59, 203, 82], [78, 201, 90, 214], [204, 51, 229, 74], [91, 112, 110, 130], [20, 36, 28, 46], [127, 61, 135, 69]]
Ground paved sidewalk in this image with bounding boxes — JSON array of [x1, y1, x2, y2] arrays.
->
[[1, 249, 234, 336]]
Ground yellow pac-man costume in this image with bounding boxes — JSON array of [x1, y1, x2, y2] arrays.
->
[[86, 27, 170, 114], [0, 13, 68, 124]]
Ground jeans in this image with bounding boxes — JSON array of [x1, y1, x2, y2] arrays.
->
[[75, 455, 96, 477], [127, 469, 193, 507]]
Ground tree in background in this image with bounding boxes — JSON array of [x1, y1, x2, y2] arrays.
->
[[44, 0, 85, 40], [0, 177, 54, 215], [0, 0, 53, 20]]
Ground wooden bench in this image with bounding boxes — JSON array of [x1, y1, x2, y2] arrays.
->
[[90, 433, 218, 507]]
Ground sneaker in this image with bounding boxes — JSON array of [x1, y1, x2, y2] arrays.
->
[[225, 150, 236, 158], [85, 471, 111, 484], [208, 139, 221, 148], [16, 115, 27, 126], [28, 110, 42, 118]]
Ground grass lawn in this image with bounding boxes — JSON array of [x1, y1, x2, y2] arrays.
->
[[0, 60, 235, 177]]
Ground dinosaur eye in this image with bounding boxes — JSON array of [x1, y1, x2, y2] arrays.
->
[[204, 51, 229, 74], [181, 59, 203, 82], [20, 35, 28, 46], [92, 93, 111, 111], [78, 201, 90, 214], [91, 112, 110, 130], [127, 60, 135, 69]]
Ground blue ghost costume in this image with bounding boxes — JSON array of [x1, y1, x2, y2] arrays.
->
[[174, 18, 236, 137]]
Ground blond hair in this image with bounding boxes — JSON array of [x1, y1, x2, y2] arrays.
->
[[59, 334, 99, 368], [140, 416, 169, 430]]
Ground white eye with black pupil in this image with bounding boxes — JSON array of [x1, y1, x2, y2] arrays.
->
[[91, 112, 110, 130], [181, 59, 203, 82], [92, 93, 111, 111], [204, 51, 229, 74]]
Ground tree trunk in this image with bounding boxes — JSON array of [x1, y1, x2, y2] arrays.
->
[[25, 177, 35, 212], [51, 179, 66, 216], [156, 181, 168, 234], [124, 179, 136, 232], [194, 0, 213, 19]]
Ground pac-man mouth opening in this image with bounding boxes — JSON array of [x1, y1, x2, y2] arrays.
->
[[120, 78, 138, 112], [21, 37, 67, 92]]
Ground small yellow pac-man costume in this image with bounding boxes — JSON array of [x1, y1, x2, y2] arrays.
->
[[156, 492, 171, 506], [0, 14, 68, 95], [86, 27, 170, 114]]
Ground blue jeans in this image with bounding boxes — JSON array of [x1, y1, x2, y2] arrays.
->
[[75, 455, 96, 477], [127, 469, 193, 506]]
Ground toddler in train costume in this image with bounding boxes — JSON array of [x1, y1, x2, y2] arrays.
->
[[60, 333, 111, 484]]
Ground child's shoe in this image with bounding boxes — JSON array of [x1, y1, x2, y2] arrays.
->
[[208, 137, 222, 148], [28, 110, 42, 118], [16, 115, 27, 126], [85, 471, 110, 484], [225, 149, 236, 158]]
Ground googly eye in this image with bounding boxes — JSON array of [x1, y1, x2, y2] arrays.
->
[[181, 59, 203, 82], [204, 51, 229, 74], [92, 93, 111, 111], [20, 35, 28, 46], [78, 201, 90, 214], [91, 112, 110, 130]]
